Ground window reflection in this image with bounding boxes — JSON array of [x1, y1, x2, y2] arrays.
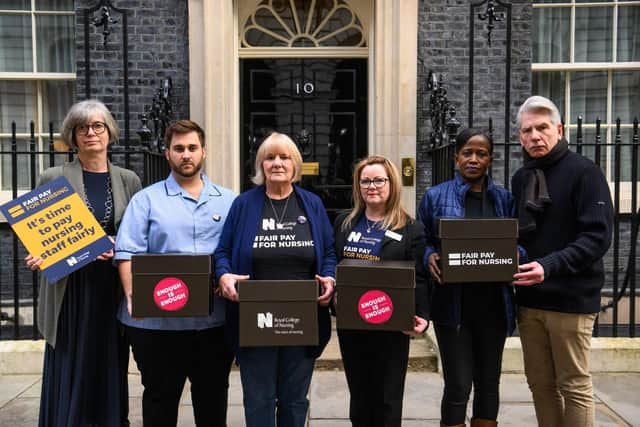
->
[[574, 7, 612, 62], [617, 5, 640, 62], [0, 14, 33, 72], [570, 71, 607, 123], [533, 7, 569, 63]]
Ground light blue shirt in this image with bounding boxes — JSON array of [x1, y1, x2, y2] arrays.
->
[[115, 173, 235, 330]]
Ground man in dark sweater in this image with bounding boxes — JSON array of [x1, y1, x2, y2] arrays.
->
[[512, 96, 613, 427]]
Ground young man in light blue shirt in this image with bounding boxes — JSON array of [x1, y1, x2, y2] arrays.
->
[[115, 119, 236, 427]]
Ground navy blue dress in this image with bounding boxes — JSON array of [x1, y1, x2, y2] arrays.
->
[[39, 171, 127, 427]]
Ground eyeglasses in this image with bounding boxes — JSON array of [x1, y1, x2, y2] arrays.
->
[[359, 177, 389, 189], [76, 122, 107, 136]]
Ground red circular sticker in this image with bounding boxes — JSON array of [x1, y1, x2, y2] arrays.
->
[[357, 290, 393, 324], [153, 277, 189, 311]]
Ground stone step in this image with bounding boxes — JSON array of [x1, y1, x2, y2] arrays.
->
[[3, 333, 640, 375], [315, 328, 439, 371]]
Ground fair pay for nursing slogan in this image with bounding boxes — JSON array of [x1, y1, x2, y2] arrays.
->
[[0, 176, 113, 282]]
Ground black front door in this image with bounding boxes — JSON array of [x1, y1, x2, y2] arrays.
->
[[241, 58, 368, 220]]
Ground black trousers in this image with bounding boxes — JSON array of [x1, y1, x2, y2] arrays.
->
[[434, 318, 507, 425], [338, 329, 410, 427], [118, 324, 130, 426], [127, 326, 233, 427]]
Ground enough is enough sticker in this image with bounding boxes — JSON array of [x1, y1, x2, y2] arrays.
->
[[357, 290, 393, 324]]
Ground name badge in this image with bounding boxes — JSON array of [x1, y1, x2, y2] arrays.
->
[[384, 230, 403, 242]]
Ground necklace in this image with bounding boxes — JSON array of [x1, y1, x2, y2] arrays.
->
[[365, 217, 380, 233], [268, 194, 291, 227], [84, 174, 113, 231]]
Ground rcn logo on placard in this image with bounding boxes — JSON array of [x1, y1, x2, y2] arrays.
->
[[448, 253, 461, 266], [257, 312, 273, 328], [262, 218, 276, 231], [66, 256, 79, 267], [347, 231, 361, 243]]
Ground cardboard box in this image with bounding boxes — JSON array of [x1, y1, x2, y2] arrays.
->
[[438, 218, 518, 283], [238, 280, 318, 347], [131, 254, 212, 317], [336, 259, 415, 331]]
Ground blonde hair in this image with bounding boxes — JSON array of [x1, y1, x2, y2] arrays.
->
[[60, 99, 119, 148], [251, 132, 303, 185], [341, 155, 411, 231]]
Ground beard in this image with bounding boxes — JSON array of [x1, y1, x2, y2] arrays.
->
[[170, 159, 203, 178]]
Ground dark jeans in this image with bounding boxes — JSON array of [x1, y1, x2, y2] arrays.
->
[[338, 329, 410, 427], [127, 326, 233, 427], [236, 346, 316, 427], [434, 319, 507, 425]]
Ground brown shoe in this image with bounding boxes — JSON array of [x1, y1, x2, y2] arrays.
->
[[440, 422, 466, 427], [470, 419, 497, 427]]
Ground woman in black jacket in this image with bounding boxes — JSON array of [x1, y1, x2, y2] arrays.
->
[[334, 155, 430, 427]]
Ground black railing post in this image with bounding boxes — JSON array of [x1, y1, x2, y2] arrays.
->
[[48, 122, 56, 168], [11, 123, 21, 338], [630, 118, 638, 337], [445, 107, 461, 180], [612, 119, 622, 337], [576, 116, 583, 155], [30, 124, 38, 339], [8, 123, 19, 338], [594, 118, 602, 168]]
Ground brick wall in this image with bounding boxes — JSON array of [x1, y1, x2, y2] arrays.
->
[[416, 0, 533, 201], [75, 0, 190, 154]]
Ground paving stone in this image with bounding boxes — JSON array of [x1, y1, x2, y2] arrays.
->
[[127, 374, 144, 398], [228, 371, 244, 406], [127, 396, 142, 426], [496, 402, 538, 426], [308, 371, 349, 419], [594, 373, 640, 427], [402, 372, 443, 420], [21, 379, 42, 398], [0, 396, 39, 425], [226, 405, 246, 427], [499, 373, 533, 403], [595, 403, 631, 426], [0, 375, 39, 407], [0, 371, 637, 426]]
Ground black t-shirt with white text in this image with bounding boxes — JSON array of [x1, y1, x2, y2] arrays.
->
[[252, 195, 316, 280]]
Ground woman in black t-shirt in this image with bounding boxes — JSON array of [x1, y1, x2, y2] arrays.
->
[[215, 132, 336, 427], [333, 155, 430, 427]]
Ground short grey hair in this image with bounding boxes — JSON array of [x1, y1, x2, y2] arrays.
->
[[251, 132, 303, 185], [516, 95, 562, 129], [60, 99, 119, 148]]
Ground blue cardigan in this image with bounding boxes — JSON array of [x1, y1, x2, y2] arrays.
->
[[214, 185, 337, 357], [417, 174, 522, 334]]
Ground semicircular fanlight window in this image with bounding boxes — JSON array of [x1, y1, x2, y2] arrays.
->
[[242, 0, 366, 48]]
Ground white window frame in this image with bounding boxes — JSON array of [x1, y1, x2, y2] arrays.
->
[[532, 0, 640, 213], [0, 2, 75, 207]]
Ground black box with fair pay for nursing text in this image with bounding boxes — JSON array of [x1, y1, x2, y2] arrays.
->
[[438, 218, 518, 283]]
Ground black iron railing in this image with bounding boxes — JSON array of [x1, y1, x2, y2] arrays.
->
[[0, 123, 168, 340], [425, 75, 639, 337]]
